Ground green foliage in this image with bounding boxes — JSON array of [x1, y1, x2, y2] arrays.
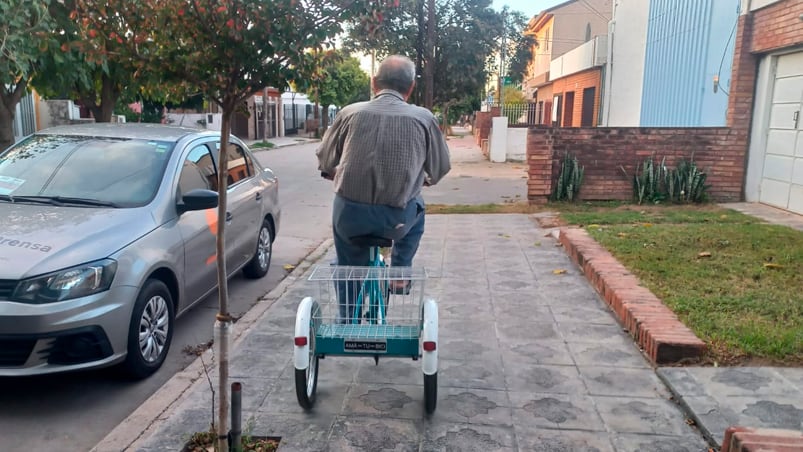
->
[[501, 86, 525, 104], [627, 155, 710, 205], [344, 0, 505, 112], [552, 153, 585, 202], [0, 0, 54, 150], [312, 51, 370, 108]]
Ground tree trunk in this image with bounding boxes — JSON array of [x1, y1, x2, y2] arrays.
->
[[0, 82, 27, 152], [215, 106, 234, 452], [322, 105, 330, 133], [424, 0, 435, 110], [83, 73, 119, 122]]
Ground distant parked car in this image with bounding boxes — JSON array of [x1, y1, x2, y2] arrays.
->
[[0, 123, 280, 378]]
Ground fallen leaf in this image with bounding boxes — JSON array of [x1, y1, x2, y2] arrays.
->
[[698, 252, 712, 258], [685, 418, 697, 426], [283, 264, 296, 271], [587, 224, 600, 229], [498, 233, 511, 238], [553, 269, 567, 275], [617, 232, 628, 237], [643, 223, 653, 227], [533, 241, 542, 246], [763, 263, 783, 269]]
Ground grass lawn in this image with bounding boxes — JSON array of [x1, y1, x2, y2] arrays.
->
[[560, 204, 803, 366]]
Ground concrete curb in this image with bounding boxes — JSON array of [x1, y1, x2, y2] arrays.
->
[[91, 239, 333, 452], [558, 227, 706, 364]]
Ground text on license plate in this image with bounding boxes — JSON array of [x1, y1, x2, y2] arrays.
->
[[344, 339, 387, 352]]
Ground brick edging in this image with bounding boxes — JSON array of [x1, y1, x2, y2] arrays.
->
[[721, 426, 803, 452], [558, 227, 706, 364]]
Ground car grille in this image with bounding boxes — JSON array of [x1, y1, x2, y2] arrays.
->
[[0, 338, 35, 366], [0, 279, 16, 299]]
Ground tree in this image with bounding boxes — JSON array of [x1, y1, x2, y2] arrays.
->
[[343, 0, 504, 120], [0, 1, 54, 151], [504, 11, 535, 85], [310, 51, 370, 132], [502, 85, 525, 104], [31, 0, 146, 123], [73, 1, 395, 449]]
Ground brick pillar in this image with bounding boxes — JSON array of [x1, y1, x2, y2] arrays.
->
[[526, 128, 553, 204], [727, 13, 756, 131]]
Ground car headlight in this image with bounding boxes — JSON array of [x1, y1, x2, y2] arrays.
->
[[12, 259, 117, 304]]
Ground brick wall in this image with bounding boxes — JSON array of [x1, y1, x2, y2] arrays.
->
[[473, 107, 500, 146], [750, 0, 803, 53], [526, 127, 746, 203]]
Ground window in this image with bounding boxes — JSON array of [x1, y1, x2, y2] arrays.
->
[[178, 144, 217, 198], [585, 23, 592, 42], [224, 143, 254, 185], [545, 29, 550, 50]]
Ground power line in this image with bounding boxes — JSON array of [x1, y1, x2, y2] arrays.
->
[[579, 0, 610, 22]]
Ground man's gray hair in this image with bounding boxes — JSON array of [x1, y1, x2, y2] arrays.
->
[[374, 55, 416, 94]]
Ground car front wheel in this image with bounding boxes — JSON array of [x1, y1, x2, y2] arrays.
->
[[120, 279, 174, 379], [243, 218, 273, 279]]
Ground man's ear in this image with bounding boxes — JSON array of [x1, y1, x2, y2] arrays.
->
[[404, 82, 415, 101]]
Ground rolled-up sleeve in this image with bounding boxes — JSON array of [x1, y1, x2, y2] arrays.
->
[[316, 115, 346, 174], [424, 117, 451, 185]]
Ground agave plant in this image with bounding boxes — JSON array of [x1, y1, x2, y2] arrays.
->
[[552, 152, 584, 202]]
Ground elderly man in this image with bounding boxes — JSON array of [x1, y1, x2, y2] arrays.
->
[[317, 55, 450, 316]]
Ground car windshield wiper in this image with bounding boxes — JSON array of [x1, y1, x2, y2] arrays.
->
[[0, 194, 13, 203], [0, 195, 120, 208]]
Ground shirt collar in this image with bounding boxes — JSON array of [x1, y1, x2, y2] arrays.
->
[[375, 89, 405, 101]]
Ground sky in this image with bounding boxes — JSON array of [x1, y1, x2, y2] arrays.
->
[[492, 0, 566, 19]]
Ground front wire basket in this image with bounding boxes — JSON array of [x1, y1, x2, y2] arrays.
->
[[307, 265, 428, 339]]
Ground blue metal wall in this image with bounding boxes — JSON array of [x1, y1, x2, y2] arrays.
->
[[640, 0, 739, 126]]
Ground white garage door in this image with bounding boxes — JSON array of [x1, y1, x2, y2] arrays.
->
[[761, 52, 803, 214]]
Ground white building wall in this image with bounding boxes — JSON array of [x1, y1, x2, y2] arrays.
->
[[602, 0, 650, 126]]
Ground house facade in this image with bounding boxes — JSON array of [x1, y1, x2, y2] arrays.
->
[[523, 0, 611, 126], [738, 0, 803, 214], [602, 0, 740, 126]]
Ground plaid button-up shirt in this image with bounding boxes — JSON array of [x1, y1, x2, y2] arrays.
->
[[316, 90, 451, 208]]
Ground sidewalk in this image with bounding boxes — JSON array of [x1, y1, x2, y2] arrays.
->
[[95, 215, 711, 451], [94, 135, 802, 451]]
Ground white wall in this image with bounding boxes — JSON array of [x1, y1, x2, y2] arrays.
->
[[550, 36, 607, 80], [602, 0, 650, 126], [506, 128, 527, 161], [166, 113, 223, 132]]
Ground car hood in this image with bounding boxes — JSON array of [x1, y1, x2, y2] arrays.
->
[[0, 204, 159, 279]]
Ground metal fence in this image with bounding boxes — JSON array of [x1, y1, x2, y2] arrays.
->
[[484, 102, 546, 126]]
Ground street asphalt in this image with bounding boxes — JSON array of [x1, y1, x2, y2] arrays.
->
[[92, 133, 802, 451]]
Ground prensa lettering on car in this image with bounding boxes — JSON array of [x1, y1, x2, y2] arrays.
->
[[0, 123, 280, 379], [0, 236, 52, 252]]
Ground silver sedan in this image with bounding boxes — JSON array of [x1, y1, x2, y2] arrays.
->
[[0, 123, 280, 378]]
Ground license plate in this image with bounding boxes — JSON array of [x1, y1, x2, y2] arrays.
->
[[344, 339, 387, 353]]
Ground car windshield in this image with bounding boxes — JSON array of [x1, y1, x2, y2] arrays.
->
[[0, 134, 175, 207]]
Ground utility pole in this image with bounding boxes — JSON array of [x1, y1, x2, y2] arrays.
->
[[424, 0, 435, 110], [499, 7, 507, 115], [416, 0, 425, 105]]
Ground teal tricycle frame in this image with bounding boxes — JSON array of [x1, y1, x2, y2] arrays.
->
[[293, 245, 438, 414]]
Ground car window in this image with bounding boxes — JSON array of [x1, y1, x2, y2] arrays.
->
[[212, 142, 254, 186], [178, 144, 218, 198], [0, 135, 174, 207]]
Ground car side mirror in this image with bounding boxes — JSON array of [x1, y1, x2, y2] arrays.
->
[[179, 188, 219, 212]]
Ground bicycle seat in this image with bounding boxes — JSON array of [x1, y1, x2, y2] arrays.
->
[[349, 235, 393, 248]]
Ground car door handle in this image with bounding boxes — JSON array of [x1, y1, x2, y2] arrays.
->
[[255, 191, 262, 201], [226, 212, 233, 222]]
